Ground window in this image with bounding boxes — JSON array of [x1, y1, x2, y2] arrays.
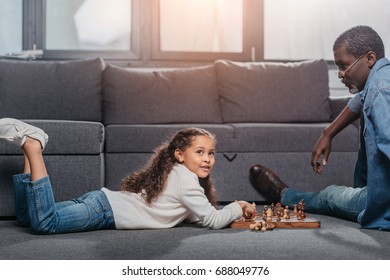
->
[[0, 0, 23, 55], [43, 0, 140, 60], [263, 0, 390, 97], [6, 0, 390, 65], [159, 0, 243, 53], [4, 0, 261, 63], [152, 0, 262, 62], [46, 0, 130, 51], [264, 0, 390, 61]]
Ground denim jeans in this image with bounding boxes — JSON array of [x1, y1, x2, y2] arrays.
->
[[281, 185, 366, 222], [280, 114, 369, 223], [13, 173, 115, 234]]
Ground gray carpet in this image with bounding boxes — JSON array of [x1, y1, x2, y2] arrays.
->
[[0, 214, 389, 260]]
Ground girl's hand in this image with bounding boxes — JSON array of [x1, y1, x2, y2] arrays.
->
[[237, 201, 256, 219]]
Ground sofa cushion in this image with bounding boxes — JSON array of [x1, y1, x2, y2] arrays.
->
[[0, 120, 104, 155], [105, 124, 235, 153], [228, 123, 359, 152], [0, 58, 103, 121], [215, 59, 332, 123], [103, 64, 222, 124]]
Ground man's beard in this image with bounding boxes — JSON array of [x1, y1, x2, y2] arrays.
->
[[349, 84, 360, 94], [342, 78, 360, 94]]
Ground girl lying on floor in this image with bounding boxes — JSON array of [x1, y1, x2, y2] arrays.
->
[[0, 118, 256, 234]]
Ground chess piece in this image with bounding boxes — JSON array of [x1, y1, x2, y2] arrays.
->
[[297, 210, 303, 220], [250, 221, 262, 231], [266, 207, 273, 218], [262, 206, 268, 221], [298, 199, 305, 211], [267, 222, 275, 230], [283, 205, 290, 219], [300, 200, 306, 219], [293, 204, 298, 215]]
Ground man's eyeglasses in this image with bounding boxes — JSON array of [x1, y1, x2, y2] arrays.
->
[[336, 53, 365, 79]]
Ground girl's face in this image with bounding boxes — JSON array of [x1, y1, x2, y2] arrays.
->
[[174, 135, 216, 178]]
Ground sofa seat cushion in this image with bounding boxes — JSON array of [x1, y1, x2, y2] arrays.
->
[[105, 123, 359, 154], [212, 152, 357, 201], [103, 64, 222, 125], [227, 123, 359, 152], [215, 59, 332, 123], [105, 124, 236, 153], [0, 58, 104, 121], [0, 120, 104, 155]]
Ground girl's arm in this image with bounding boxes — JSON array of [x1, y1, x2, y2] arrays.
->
[[179, 181, 244, 229]]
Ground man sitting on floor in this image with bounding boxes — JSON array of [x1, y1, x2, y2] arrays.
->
[[250, 25, 390, 231]]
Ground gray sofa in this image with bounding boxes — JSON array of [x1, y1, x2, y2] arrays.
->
[[2, 57, 383, 261], [102, 59, 359, 203], [0, 57, 358, 216]]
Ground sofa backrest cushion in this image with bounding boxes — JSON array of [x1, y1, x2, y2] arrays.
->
[[0, 58, 103, 121], [214, 59, 332, 123], [103, 64, 222, 124]]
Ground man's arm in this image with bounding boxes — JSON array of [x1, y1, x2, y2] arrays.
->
[[311, 106, 360, 174]]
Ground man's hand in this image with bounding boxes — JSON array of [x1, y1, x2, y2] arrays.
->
[[311, 106, 359, 174], [311, 134, 332, 174]]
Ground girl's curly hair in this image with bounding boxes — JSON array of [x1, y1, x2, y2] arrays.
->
[[120, 128, 218, 206]]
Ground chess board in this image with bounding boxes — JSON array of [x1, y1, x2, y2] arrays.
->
[[230, 213, 321, 229]]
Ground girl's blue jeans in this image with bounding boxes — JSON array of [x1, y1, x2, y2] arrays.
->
[[13, 173, 115, 234]]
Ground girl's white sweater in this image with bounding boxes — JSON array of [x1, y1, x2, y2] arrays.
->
[[102, 164, 242, 229]]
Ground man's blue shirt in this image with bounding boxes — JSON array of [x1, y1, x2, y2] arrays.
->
[[355, 57, 390, 230]]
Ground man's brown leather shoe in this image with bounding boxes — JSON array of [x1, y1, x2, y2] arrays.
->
[[249, 164, 288, 202]]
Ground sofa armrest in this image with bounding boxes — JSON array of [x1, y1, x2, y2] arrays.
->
[[329, 96, 360, 128], [329, 96, 352, 120]]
